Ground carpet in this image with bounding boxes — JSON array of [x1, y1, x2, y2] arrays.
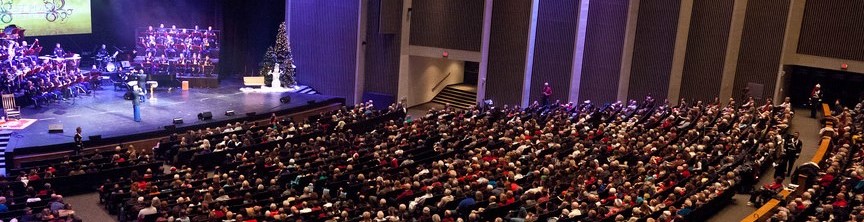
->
[[0, 118, 37, 130]]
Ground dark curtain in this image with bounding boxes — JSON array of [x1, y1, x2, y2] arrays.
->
[[219, 0, 286, 78]]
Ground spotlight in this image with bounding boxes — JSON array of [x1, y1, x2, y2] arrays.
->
[[173, 118, 184, 124], [225, 110, 236, 116]]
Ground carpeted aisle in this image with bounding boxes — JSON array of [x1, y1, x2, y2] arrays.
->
[[66, 193, 117, 222]]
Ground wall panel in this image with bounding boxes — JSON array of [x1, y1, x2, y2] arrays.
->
[[679, 0, 734, 102], [364, 0, 401, 97], [798, 0, 864, 61], [529, 0, 578, 104], [409, 0, 484, 51], [485, 0, 531, 106], [290, 0, 359, 103], [627, 0, 680, 100], [579, 0, 630, 104], [733, 0, 790, 100]]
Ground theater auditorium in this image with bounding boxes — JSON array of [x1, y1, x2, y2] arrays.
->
[[0, 0, 860, 221]]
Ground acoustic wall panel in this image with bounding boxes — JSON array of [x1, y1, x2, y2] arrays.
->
[[627, 0, 680, 100], [485, 0, 531, 106], [528, 0, 578, 104], [679, 0, 734, 102], [578, 0, 630, 104], [733, 0, 790, 100]]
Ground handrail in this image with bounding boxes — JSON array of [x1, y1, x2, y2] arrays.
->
[[432, 72, 451, 92]]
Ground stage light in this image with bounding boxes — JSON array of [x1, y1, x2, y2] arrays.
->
[[225, 110, 235, 116], [173, 118, 183, 124]]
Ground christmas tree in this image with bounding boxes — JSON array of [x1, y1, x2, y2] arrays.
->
[[258, 22, 296, 87]]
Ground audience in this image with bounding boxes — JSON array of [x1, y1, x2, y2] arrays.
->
[[0, 95, 849, 221]]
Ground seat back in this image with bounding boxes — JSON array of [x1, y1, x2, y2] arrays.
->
[[2, 94, 15, 109]]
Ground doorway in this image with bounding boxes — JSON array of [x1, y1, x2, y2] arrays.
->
[[786, 65, 864, 108]]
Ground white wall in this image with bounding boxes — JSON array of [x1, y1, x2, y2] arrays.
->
[[402, 56, 465, 107]]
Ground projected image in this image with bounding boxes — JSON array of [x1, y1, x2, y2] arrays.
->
[[0, 0, 91, 36]]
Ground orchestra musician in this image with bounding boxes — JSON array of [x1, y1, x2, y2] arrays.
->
[[53, 43, 65, 57], [96, 44, 109, 69]]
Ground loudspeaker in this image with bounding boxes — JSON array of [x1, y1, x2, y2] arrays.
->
[[121, 61, 131, 68], [164, 125, 176, 131], [246, 112, 257, 117], [89, 135, 102, 141], [225, 110, 235, 116], [173, 118, 184, 124], [48, 124, 63, 133], [280, 96, 291, 104], [198, 112, 213, 121]]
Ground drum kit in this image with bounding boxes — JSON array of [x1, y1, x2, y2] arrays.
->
[[97, 51, 121, 72]]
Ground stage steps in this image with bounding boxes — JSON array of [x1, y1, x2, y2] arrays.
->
[[295, 85, 320, 95], [0, 131, 10, 176], [430, 84, 477, 110]]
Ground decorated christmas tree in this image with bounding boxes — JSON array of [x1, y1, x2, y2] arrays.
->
[[258, 22, 296, 87]]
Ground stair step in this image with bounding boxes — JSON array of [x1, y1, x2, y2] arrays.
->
[[442, 87, 476, 98], [431, 101, 470, 110], [435, 93, 474, 104], [438, 91, 475, 101], [431, 98, 472, 109]]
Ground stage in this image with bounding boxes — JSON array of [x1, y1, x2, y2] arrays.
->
[[4, 79, 340, 153]]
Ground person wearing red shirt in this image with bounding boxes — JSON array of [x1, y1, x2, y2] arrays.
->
[[749, 177, 784, 206], [832, 193, 848, 209], [541, 82, 552, 106]]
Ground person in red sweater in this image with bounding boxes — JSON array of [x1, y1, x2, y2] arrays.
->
[[832, 193, 848, 209], [749, 177, 784, 206], [541, 82, 552, 106]]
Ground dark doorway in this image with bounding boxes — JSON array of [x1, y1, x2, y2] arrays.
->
[[463, 61, 479, 85], [786, 65, 864, 108]]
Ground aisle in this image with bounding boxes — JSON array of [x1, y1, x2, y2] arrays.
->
[[709, 109, 822, 221], [66, 193, 116, 222]]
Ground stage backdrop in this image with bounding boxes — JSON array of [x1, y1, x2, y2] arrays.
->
[[1, 0, 92, 36]]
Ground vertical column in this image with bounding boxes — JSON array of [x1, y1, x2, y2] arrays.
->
[[476, 0, 494, 105], [719, 0, 748, 103], [616, 0, 640, 102], [568, 0, 590, 103], [520, 0, 540, 107], [397, 0, 413, 105], [667, 0, 693, 104], [775, 0, 806, 102], [354, 0, 368, 104]]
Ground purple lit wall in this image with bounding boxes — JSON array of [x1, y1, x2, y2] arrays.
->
[[578, 0, 630, 104], [679, 0, 734, 102], [733, 0, 790, 100], [529, 0, 578, 104], [289, 0, 360, 104], [484, 0, 531, 106], [364, 0, 402, 97], [627, 0, 680, 100]]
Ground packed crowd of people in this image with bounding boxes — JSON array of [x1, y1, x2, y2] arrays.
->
[[0, 92, 841, 222], [767, 99, 864, 222], [73, 95, 803, 222]]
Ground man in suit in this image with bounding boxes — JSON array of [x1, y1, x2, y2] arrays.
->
[[783, 132, 803, 176]]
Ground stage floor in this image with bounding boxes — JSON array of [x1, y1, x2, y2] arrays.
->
[[5, 80, 338, 151]]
